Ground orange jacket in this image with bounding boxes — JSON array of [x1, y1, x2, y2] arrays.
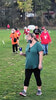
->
[[10, 32, 18, 45]]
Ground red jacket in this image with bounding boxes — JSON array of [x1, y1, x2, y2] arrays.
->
[[7, 24, 10, 28], [16, 30, 21, 37], [23, 29, 30, 35], [40, 31, 51, 44]]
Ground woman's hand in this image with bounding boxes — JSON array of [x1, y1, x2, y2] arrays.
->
[[19, 52, 23, 55], [38, 63, 42, 70], [19, 52, 26, 57]]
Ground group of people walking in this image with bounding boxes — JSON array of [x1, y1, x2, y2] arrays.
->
[[10, 26, 51, 55], [22, 26, 51, 56]]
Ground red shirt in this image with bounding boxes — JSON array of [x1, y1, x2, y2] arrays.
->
[[40, 31, 51, 44], [23, 29, 30, 35], [16, 30, 21, 37]]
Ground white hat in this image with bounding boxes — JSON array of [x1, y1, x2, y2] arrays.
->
[[11, 28, 15, 33], [24, 27, 27, 29]]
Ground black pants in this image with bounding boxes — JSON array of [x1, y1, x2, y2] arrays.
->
[[24, 68, 42, 87], [12, 44, 18, 52]]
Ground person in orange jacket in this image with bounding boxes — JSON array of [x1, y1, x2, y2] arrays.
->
[[10, 28, 19, 53]]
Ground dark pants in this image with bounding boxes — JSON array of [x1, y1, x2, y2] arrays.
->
[[24, 68, 42, 87], [12, 44, 18, 52]]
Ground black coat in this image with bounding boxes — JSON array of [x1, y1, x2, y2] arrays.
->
[[33, 29, 41, 35]]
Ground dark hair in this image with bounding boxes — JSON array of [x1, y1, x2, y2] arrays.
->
[[14, 27, 17, 31], [29, 33, 38, 41]]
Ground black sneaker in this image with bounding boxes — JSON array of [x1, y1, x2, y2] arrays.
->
[[19, 90, 26, 97]]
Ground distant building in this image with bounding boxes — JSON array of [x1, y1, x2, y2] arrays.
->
[[43, 11, 55, 19], [25, 13, 35, 18]]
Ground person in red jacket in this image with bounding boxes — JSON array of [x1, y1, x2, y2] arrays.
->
[[7, 24, 10, 29], [40, 28, 51, 55], [23, 27, 30, 42], [15, 27, 21, 47]]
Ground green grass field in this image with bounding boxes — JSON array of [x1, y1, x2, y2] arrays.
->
[[0, 29, 56, 100]]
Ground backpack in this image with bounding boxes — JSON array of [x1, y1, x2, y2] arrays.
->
[[14, 38, 17, 42]]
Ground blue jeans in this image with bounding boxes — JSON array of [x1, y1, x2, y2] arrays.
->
[[42, 44, 48, 55]]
